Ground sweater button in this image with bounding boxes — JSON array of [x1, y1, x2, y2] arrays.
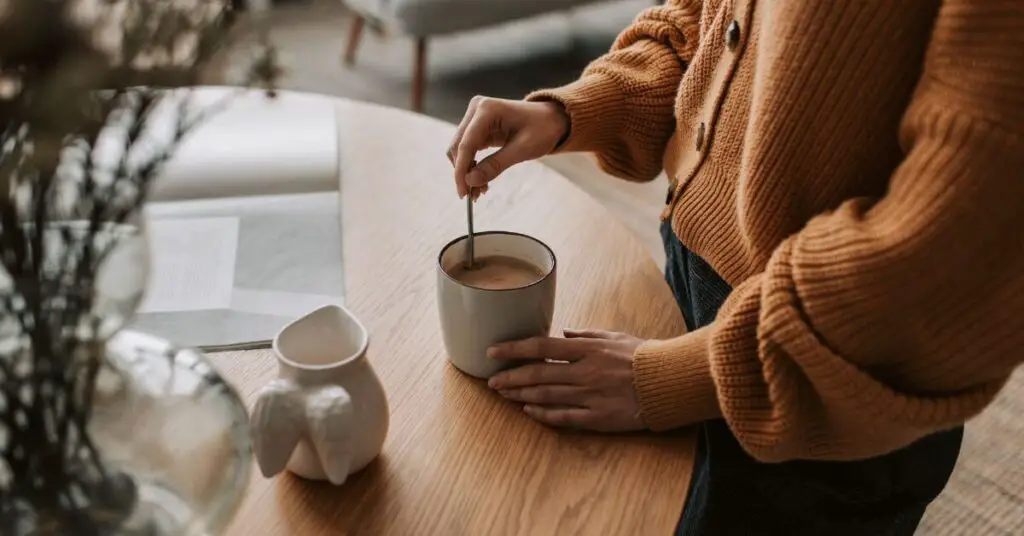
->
[[726, 20, 741, 50], [695, 122, 706, 151]]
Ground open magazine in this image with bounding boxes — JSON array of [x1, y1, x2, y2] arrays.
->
[[127, 89, 345, 351]]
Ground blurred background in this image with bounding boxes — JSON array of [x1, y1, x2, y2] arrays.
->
[[218, 0, 668, 266], [216, 2, 1024, 534]]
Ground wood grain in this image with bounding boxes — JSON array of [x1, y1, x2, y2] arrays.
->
[[211, 95, 695, 536]]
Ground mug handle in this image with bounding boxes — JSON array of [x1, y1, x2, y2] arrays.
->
[[305, 385, 355, 486]]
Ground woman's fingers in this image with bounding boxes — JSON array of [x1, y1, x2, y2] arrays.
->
[[563, 328, 620, 339], [469, 184, 488, 201], [487, 336, 598, 362], [448, 99, 482, 198], [498, 384, 590, 406], [488, 361, 582, 390], [467, 146, 515, 187], [449, 97, 570, 198], [447, 96, 481, 166], [454, 112, 493, 197]]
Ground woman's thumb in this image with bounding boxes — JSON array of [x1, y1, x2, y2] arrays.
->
[[466, 147, 516, 187]]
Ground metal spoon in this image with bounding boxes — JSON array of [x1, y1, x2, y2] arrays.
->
[[465, 187, 476, 269]]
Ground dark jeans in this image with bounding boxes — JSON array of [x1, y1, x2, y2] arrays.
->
[[660, 221, 964, 536]]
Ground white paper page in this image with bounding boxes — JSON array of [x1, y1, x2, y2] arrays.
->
[[132, 193, 344, 350], [230, 288, 341, 318], [139, 217, 240, 313]]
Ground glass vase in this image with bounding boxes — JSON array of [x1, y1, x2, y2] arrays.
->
[[0, 220, 251, 535]]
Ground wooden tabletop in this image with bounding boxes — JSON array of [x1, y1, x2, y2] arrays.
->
[[212, 95, 695, 535]]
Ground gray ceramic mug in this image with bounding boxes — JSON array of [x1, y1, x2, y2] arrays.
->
[[436, 231, 557, 379]]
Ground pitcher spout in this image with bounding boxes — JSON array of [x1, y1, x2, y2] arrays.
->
[[273, 304, 369, 382]]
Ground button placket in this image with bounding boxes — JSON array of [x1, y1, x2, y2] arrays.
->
[[662, 0, 755, 219]]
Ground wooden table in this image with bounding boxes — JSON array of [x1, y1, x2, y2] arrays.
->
[[212, 96, 696, 535]]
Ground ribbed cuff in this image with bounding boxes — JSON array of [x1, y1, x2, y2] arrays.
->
[[525, 73, 626, 154], [633, 327, 721, 431]]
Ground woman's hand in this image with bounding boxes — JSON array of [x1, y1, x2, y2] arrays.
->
[[447, 96, 569, 199], [486, 328, 647, 432]]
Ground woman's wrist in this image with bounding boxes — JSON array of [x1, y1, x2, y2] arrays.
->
[[540, 101, 571, 150]]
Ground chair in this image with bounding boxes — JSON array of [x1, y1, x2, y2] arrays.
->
[[340, 0, 622, 112]]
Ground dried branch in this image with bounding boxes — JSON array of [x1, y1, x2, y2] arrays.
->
[[0, 0, 279, 533]]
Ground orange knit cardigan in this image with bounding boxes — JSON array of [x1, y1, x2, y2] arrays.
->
[[527, 0, 1024, 462]]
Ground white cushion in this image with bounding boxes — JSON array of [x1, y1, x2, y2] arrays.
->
[[344, 0, 602, 36], [150, 88, 340, 202]]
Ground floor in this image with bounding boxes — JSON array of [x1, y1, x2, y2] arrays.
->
[[222, 1, 1024, 533]]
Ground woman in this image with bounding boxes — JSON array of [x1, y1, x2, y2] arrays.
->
[[447, 0, 1024, 534]]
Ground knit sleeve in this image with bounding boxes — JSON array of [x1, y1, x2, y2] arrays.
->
[[632, 0, 1024, 462], [524, 0, 702, 182]]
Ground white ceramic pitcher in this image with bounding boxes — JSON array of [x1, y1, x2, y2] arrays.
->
[[249, 305, 389, 485]]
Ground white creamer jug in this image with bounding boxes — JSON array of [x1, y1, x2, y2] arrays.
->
[[249, 305, 389, 485]]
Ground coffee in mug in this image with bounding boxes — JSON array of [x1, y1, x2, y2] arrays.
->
[[445, 255, 545, 290], [436, 232, 556, 379]]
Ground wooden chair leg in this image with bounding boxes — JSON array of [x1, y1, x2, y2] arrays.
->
[[411, 38, 428, 113], [343, 15, 365, 65]]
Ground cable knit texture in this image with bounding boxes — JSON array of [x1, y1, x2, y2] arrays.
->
[[528, 0, 1024, 462], [526, 1, 702, 181]]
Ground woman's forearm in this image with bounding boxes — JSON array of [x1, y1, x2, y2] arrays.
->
[[526, 0, 704, 182]]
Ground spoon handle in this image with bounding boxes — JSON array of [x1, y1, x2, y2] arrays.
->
[[466, 189, 475, 268]]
